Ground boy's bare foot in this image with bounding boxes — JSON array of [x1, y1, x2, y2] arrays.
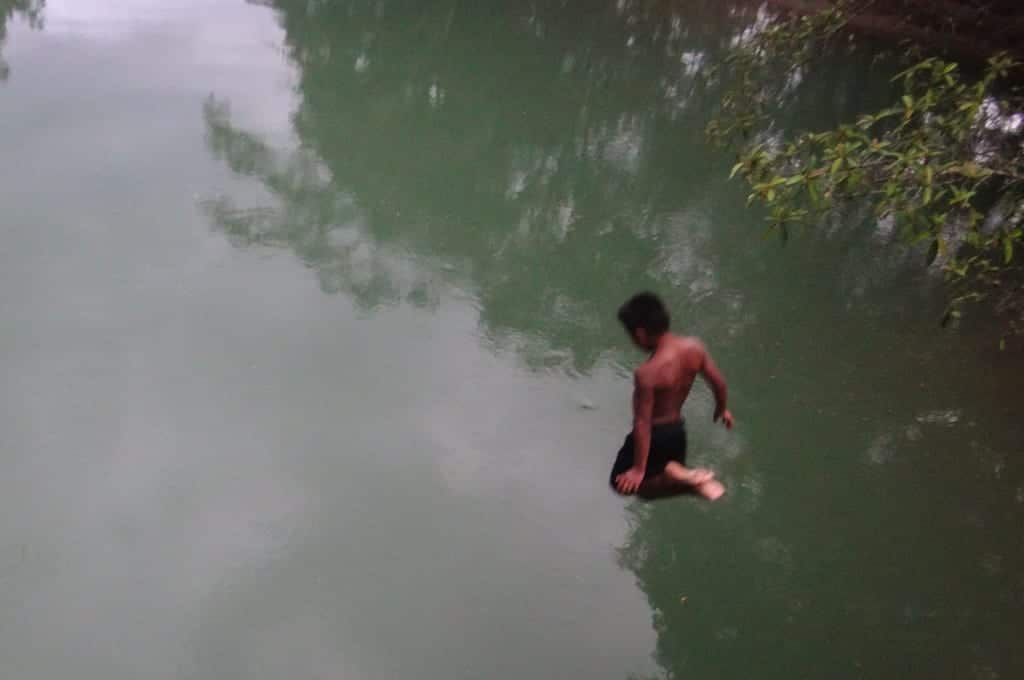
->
[[665, 462, 726, 501], [696, 479, 726, 501]]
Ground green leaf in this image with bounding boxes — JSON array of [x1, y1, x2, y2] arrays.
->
[[729, 161, 744, 179], [957, 162, 988, 179], [923, 186, 933, 205], [1004, 235, 1014, 264], [926, 240, 939, 266], [902, 94, 914, 110], [952, 188, 975, 206], [830, 157, 843, 176]]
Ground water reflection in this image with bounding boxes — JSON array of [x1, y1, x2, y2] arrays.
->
[[203, 1, 1024, 678], [0, 0, 43, 80], [209, 0, 776, 373], [201, 96, 437, 314], [211, 0, 926, 366]]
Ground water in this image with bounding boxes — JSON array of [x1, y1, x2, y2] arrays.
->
[[2, 1, 1022, 678]]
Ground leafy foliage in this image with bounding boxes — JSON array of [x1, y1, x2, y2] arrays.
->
[[707, 4, 1024, 339]]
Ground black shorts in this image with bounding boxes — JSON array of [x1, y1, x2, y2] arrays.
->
[[609, 421, 687, 490]]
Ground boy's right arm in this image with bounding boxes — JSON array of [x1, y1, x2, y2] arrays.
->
[[698, 344, 733, 428]]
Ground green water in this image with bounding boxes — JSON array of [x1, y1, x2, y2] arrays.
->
[[2, 1, 1022, 678]]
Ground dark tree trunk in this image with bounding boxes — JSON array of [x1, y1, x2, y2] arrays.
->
[[763, 0, 1024, 63]]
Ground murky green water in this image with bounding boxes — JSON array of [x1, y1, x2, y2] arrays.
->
[[2, 1, 1022, 678]]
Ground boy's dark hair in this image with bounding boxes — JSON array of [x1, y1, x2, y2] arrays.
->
[[617, 292, 670, 335]]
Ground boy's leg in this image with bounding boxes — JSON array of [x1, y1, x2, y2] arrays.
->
[[637, 462, 725, 501]]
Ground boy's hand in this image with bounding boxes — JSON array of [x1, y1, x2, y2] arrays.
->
[[615, 467, 645, 494], [715, 409, 734, 429]]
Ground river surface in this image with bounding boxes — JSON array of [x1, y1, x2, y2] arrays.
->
[[2, 1, 1022, 678]]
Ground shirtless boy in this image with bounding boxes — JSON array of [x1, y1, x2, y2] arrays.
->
[[610, 292, 732, 501]]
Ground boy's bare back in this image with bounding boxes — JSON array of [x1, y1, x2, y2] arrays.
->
[[636, 335, 730, 426]]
